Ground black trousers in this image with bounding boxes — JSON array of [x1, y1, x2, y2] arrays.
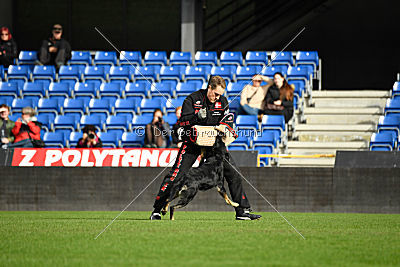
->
[[153, 141, 251, 211]]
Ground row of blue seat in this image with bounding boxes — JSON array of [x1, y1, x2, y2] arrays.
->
[[14, 50, 319, 69]]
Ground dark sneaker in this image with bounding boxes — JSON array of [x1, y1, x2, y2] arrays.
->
[[150, 213, 162, 220], [236, 212, 262, 220]]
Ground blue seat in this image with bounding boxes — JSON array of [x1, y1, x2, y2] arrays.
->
[[228, 132, 250, 150], [0, 96, 14, 106], [377, 116, 400, 138], [226, 82, 244, 98], [151, 82, 174, 99], [261, 115, 285, 141], [120, 51, 142, 66], [159, 66, 183, 83], [288, 80, 305, 98], [58, 65, 81, 84], [287, 66, 312, 83], [134, 66, 158, 83], [80, 114, 105, 131], [63, 99, 86, 116], [194, 51, 218, 67], [392, 81, 400, 99], [48, 82, 71, 98], [253, 131, 277, 150], [21, 82, 46, 99], [261, 65, 287, 78], [125, 82, 150, 100], [32, 65, 56, 83], [73, 82, 98, 99], [227, 98, 240, 114], [7, 65, 31, 82], [384, 99, 400, 116], [169, 51, 192, 66], [176, 82, 198, 97], [245, 51, 268, 67], [140, 99, 165, 114], [236, 66, 260, 81], [54, 114, 79, 132], [211, 66, 234, 82], [94, 51, 117, 66], [295, 51, 319, 71], [369, 132, 395, 151], [83, 66, 107, 83], [109, 65, 132, 86], [43, 132, 65, 148], [121, 132, 145, 147], [144, 51, 168, 66], [36, 113, 52, 132], [106, 115, 130, 132], [99, 82, 123, 101], [88, 99, 112, 116], [164, 114, 178, 125], [131, 115, 153, 137], [270, 51, 293, 67], [254, 146, 274, 166], [114, 99, 137, 120], [68, 51, 92, 66], [97, 132, 118, 148], [185, 66, 208, 83], [0, 82, 19, 98], [12, 99, 36, 113], [0, 65, 4, 81], [166, 98, 184, 113], [68, 132, 83, 147], [220, 51, 243, 66], [37, 99, 60, 116], [236, 115, 258, 134], [17, 51, 38, 65]]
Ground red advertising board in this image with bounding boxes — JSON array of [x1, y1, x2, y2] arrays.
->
[[11, 148, 201, 167]]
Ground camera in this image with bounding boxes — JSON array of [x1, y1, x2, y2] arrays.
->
[[88, 133, 95, 139]]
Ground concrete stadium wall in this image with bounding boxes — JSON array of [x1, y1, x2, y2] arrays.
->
[[1, 167, 399, 213]]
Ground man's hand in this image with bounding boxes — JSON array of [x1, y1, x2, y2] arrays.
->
[[49, 46, 58, 53], [82, 133, 88, 140], [1, 138, 9, 144], [274, 100, 282, 105], [198, 108, 207, 120]]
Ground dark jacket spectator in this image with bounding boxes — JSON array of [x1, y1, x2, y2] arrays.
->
[[145, 109, 170, 148], [39, 24, 71, 69], [0, 27, 18, 67], [261, 72, 294, 123], [77, 125, 102, 148], [171, 106, 182, 148], [0, 104, 15, 146], [10, 107, 40, 147]]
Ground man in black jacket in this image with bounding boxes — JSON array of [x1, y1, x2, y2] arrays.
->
[[39, 24, 71, 68], [150, 76, 261, 220]]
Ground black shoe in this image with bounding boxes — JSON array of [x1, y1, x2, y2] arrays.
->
[[236, 212, 262, 220], [150, 213, 161, 220]]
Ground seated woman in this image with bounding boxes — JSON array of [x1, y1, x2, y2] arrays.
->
[[260, 72, 294, 123], [238, 75, 273, 115], [8, 107, 41, 148]]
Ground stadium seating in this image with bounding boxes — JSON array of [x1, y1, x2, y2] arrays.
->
[[119, 51, 142, 66], [220, 51, 243, 66], [37, 98, 61, 116], [211, 66, 235, 82], [151, 82, 175, 99], [109, 65, 132, 86], [36, 113, 52, 132], [159, 66, 184, 83], [68, 51, 92, 66], [21, 82, 46, 100], [0, 82, 19, 98], [134, 66, 158, 83], [377, 116, 400, 138], [32, 65, 56, 83], [139, 99, 165, 114], [114, 99, 138, 120], [176, 82, 198, 97], [164, 114, 178, 125], [94, 51, 117, 66], [226, 82, 244, 98], [73, 82, 98, 99], [295, 51, 319, 71], [369, 132, 396, 151], [43, 132, 66, 148], [97, 132, 118, 148], [58, 65, 81, 84], [17, 51, 37, 65], [105, 115, 130, 132], [185, 66, 208, 83], [392, 81, 400, 99], [166, 98, 184, 113], [83, 66, 107, 84], [384, 99, 400, 116], [261, 115, 286, 141], [236, 115, 258, 134], [98, 82, 123, 102], [270, 51, 293, 66], [121, 132, 145, 147], [261, 65, 288, 78], [80, 114, 105, 132], [63, 99, 86, 116], [194, 51, 218, 67], [54, 114, 79, 132], [169, 51, 192, 66], [48, 82, 71, 99], [144, 51, 168, 66], [245, 51, 268, 67], [0, 65, 4, 81], [236, 66, 261, 81], [228, 133, 251, 150], [7, 65, 31, 82], [68, 132, 83, 147], [125, 82, 149, 100], [88, 99, 112, 117]]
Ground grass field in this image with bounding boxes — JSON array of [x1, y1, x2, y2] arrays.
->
[[0, 211, 399, 266]]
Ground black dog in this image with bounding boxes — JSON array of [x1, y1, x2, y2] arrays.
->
[[162, 136, 238, 220]]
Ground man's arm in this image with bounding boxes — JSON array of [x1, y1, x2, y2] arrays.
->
[[179, 95, 203, 127], [239, 85, 250, 106]]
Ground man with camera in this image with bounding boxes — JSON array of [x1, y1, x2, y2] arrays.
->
[[8, 107, 40, 148], [77, 125, 102, 148], [144, 108, 170, 148]]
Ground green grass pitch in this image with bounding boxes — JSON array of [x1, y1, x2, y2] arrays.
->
[[1, 211, 399, 266]]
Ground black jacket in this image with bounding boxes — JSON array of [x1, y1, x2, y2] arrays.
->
[[264, 85, 293, 110], [0, 39, 18, 67], [178, 89, 229, 141]]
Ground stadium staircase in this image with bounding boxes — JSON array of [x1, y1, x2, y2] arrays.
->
[[279, 90, 391, 167]]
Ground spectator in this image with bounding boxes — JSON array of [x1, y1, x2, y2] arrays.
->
[[0, 104, 15, 148], [171, 106, 182, 148], [238, 75, 273, 115], [9, 107, 40, 148], [39, 24, 71, 69], [144, 109, 170, 148], [77, 125, 102, 148], [0, 27, 18, 67], [261, 72, 294, 123]]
